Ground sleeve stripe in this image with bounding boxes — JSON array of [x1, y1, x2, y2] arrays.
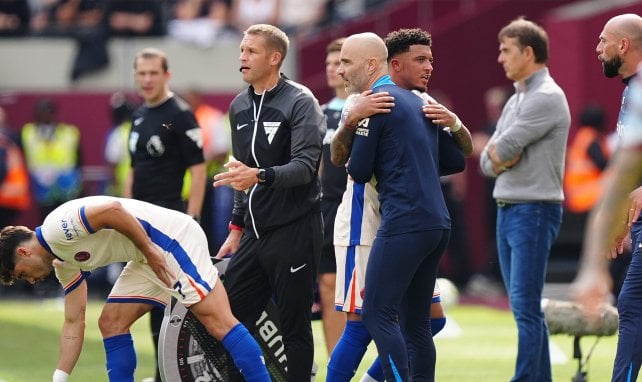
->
[[78, 206, 95, 234], [63, 271, 90, 295]]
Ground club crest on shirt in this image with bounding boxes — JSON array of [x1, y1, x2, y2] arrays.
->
[[146, 135, 165, 157], [74, 251, 91, 262], [263, 121, 281, 144]]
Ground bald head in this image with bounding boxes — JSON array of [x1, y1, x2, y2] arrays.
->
[[605, 14, 642, 49], [338, 33, 389, 93], [598, 13, 642, 78], [344, 33, 389, 63]]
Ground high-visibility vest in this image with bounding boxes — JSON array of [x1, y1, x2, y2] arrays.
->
[[181, 106, 228, 200], [21, 122, 81, 203], [0, 133, 30, 210], [564, 127, 610, 213], [105, 121, 131, 196]]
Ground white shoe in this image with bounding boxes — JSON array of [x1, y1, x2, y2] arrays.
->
[[359, 374, 378, 382]]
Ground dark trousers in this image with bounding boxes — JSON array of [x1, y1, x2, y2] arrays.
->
[[362, 229, 449, 382], [612, 220, 642, 382], [224, 212, 323, 382]]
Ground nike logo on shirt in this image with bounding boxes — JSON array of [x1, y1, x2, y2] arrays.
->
[[290, 264, 307, 273], [237, 123, 248, 130]]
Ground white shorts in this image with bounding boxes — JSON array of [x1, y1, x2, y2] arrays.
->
[[433, 279, 441, 303], [334, 245, 371, 314], [108, 242, 219, 309], [334, 245, 442, 314]]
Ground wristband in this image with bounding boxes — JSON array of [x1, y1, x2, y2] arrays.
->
[[53, 369, 69, 382], [192, 215, 201, 224], [450, 116, 462, 133], [228, 222, 243, 232]]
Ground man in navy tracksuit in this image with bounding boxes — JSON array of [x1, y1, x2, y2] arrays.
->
[[213, 24, 325, 381], [339, 33, 450, 382]]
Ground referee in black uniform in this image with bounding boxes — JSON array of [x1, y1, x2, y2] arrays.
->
[[126, 47, 207, 382], [214, 24, 325, 381]]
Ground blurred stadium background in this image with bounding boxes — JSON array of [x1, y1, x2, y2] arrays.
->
[[1, 0, 640, 379], [3, 0, 642, 284]]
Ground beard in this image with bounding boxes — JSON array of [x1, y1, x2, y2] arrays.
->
[[602, 55, 622, 78]]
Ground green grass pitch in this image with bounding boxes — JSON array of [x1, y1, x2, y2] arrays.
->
[[0, 299, 618, 381]]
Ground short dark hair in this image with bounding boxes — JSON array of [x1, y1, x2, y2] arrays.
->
[[0, 226, 32, 285], [245, 24, 289, 66], [326, 37, 346, 54], [384, 28, 432, 63], [579, 104, 605, 131], [35, 98, 56, 114], [498, 17, 549, 64], [134, 47, 169, 72]]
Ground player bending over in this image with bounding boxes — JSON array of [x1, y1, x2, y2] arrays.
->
[[0, 196, 270, 382]]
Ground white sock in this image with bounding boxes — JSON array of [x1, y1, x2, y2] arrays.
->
[[359, 373, 378, 382]]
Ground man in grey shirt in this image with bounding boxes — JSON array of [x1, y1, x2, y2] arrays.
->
[[480, 17, 570, 382]]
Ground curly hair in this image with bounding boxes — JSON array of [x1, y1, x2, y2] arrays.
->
[[0, 226, 32, 285], [384, 28, 432, 63]]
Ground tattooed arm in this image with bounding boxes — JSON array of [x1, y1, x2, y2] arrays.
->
[[56, 279, 88, 376], [330, 119, 356, 167], [330, 90, 395, 166]]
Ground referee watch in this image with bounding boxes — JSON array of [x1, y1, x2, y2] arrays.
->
[[257, 168, 266, 183]]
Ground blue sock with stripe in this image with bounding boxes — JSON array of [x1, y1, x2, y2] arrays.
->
[[221, 323, 270, 382], [326, 320, 371, 381], [431, 317, 447, 335], [104, 333, 136, 382], [365, 356, 385, 382], [363, 317, 446, 381]]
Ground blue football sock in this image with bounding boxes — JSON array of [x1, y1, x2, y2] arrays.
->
[[431, 317, 447, 335], [221, 323, 270, 382], [103, 333, 136, 382], [365, 356, 385, 382], [326, 320, 372, 382]]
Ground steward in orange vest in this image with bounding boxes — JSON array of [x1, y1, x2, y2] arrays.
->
[[564, 106, 610, 213], [0, 130, 31, 227]]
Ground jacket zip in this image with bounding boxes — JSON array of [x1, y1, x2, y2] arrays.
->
[[248, 91, 266, 238]]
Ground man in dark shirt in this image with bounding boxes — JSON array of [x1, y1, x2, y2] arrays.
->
[[339, 32, 450, 382], [126, 47, 206, 382], [213, 24, 325, 381], [318, 37, 348, 355], [574, 13, 642, 382]]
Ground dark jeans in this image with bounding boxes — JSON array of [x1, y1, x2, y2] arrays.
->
[[497, 202, 562, 382], [612, 220, 642, 382]]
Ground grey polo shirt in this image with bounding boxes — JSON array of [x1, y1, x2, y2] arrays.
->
[[480, 67, 571, 203]]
